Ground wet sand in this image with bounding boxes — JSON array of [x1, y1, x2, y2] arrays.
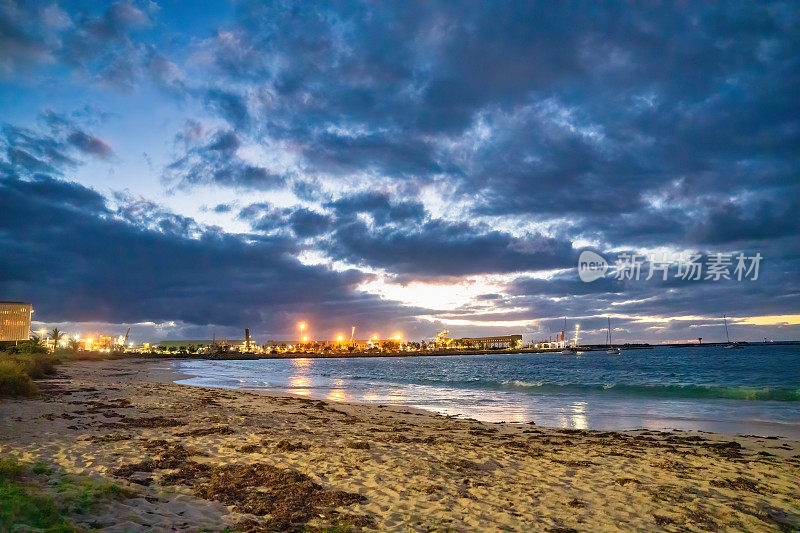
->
[[1, 358, 799, 531]]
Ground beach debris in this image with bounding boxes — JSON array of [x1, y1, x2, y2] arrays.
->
[[710, 477, 765, 493], [275, 439, 309, 452], [85, 433, 131, 443], [550, 458, 596, 468], [118, 416, 183, 428], [422, 484, 442, 494], [467, 426, 498, 436], [194, 463, 368, 531], [345, 441, 370, 450], [111, 439, 205, 484], [701, 440, 744, 459], [174, 425, 235, 437], [653, 514, 676, 526], [650, 459, 702, 474]]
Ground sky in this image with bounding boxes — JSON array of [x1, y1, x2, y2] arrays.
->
[[1, 1, 798, 345]]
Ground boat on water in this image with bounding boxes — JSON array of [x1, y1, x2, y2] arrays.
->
[[606, 317, 620, 354], [560, 347, 578, 354], [723, 315, 742, 349]]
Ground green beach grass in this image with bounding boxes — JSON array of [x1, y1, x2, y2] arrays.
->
[[0, 457, 131, 531]]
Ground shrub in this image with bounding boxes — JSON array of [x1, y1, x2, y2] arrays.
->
[[8, 338, 47, 355], [0, 359, 38, 397], [15, 354, 57, 379], [0, 458, 27, 480]]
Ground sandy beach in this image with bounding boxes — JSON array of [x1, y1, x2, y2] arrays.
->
[[1, 358, 799, 532]]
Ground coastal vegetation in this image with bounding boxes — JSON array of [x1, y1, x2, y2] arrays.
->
[[0, 346, 56, 397], [0, 340, 115, 397], [0, 457, 129, 531]]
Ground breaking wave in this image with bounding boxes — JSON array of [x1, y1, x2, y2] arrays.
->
[[494, 380, 800, 401]]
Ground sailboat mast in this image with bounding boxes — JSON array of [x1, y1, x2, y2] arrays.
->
[[607, 317, 611, 345]]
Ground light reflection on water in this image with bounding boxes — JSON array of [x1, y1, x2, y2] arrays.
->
[[175, 347, 800, 437], [569, 401, 587, 429], [327, 389, 347, 402]]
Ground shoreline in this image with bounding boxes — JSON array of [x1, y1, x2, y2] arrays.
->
[[2, 358, 799, 531], [103, 340, 800, 362]]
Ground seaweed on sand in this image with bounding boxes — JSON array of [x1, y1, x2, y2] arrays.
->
[[174, 426, 235, 437], [194, 463, 369, 531], [710, 476, 766, 493], [119, 416, 183, 428]]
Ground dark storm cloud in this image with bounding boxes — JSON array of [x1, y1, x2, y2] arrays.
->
[[163, 129, 286, 190], [236, 203, 332, 238], [113, 192, 206, 237], [0, 172, 423, 335], [511, 274, 626, 298], [237, 190, 572, 277], [506, 245, 800, 336], [1, 172, 108, 214], [690, 195, 800, 245], [325, 192, 425, 225], [1, 113, 114, 176], [2, 2, 798, 341], [288, 208, 334, 238], [326, 218, 575, 277], [177, 1, 798, 254]]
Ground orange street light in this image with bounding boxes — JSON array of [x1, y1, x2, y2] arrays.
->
[[302, 336, 308, 343], [337, 335, 344, 342], [394, 333, 402, 341]]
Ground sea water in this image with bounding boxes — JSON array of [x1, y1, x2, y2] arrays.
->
[[174, 345, 800, 438]]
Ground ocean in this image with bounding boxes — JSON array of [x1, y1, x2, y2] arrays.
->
[[174, 345, 800, 438]]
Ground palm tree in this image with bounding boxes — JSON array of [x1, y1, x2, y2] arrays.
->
[[67, 338, 81, 352], [28, 335, 45, 349], [49, 328, 63, 350]]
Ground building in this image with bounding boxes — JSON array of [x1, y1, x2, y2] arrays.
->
[[453, 334, 522, 349], [156, 340, 246, 351], [0, 301, 33, 344]]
